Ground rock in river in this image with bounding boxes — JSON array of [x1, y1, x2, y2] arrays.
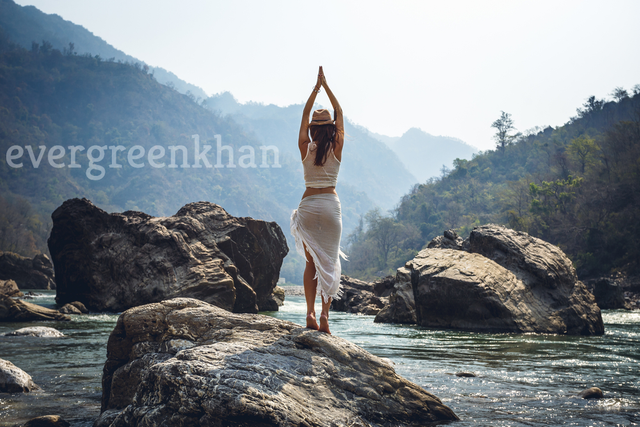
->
[[48, 198, 288, 313], [578, 387, 604, 399], [3, 326, 64, 337], [0, 358, 40, 392], [0, 279, 23, 297], [0, 251, 56, 290], [21, 415, 70, 427], [331, 275, 387, 315], [0, 295, 70, 322], [411, 225, 603, 334], [377, 225, 604, 335], [374, 267, 417, 324], [95, 298, 458, 427]]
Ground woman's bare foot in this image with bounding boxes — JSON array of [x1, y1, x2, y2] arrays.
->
[[306, 313, 319, 330], [318, 313, 331, 334]]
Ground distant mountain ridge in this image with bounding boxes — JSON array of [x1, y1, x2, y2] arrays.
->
[[368, 127, 478, 183], [206, 92, 417, 212], [0, 0, 208, 99]]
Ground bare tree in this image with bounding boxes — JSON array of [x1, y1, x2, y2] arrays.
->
[[610, 87, 629, 102]]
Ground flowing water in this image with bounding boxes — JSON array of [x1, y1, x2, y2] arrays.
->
[[1, 291, 638, 426]]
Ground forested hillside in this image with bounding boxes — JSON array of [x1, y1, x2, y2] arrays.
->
[[345, 89, 640, 280], [0, 31, 405, 285], [0, 32, 295, 248], [0, 0, 208, 99]]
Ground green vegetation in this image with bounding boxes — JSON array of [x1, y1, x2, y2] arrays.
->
[[0, 33, 299, 262], [0, 31, 386, 286], [344, 88, 640, 280], [0, 0, 207, 99]]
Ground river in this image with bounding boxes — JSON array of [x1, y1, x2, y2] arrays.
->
[[1, 291, 638, 426]]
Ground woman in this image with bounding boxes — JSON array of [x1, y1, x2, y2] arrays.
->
[[290, 66, 346, 335]]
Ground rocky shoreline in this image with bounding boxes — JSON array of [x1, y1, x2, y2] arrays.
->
[[2, 199, 638, 426]]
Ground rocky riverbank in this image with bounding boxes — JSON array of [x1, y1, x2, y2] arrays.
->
[[0, 251, 56, 290]]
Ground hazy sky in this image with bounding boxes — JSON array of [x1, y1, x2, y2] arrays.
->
[[16, 0, 640, 151]]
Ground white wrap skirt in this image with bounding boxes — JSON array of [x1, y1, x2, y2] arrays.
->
[[290, 193, 347, 303]]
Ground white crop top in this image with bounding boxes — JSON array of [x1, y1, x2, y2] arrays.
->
[[303, 142, 340, 188]]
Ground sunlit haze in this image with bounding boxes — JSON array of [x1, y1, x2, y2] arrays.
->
[[14, 0, 640, 150]]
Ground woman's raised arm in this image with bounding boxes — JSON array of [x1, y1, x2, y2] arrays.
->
[[321, 72, 344, 153], [298, 68, 323, 158]]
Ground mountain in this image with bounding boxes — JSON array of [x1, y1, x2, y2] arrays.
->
[[0, 33, 308, 277], [206, 92, 417, 212], [370, 127, 478, 183], [0, 29, 404, 285], [0, 0, 208, 100]]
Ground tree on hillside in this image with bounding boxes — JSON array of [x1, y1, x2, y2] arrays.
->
[[567, 135, 599, 174], [576, 96, 604, 118], [491, 111, 517, 151], [610, 87, 629, 102]]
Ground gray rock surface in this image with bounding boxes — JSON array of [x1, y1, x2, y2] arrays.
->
[[0, 251, 55, 290], [49, 198, 288, 313], [272, 285, 285, 306], [96, 298, 458, 427], [0, 358, 40, 392], [331, 276, 386, 315], [372, 275, 395, 297], [374, 267, 417, 324], [68, 301, 89, 313], [411, 228, 603, 334], [377, 225, 603, 335], [0, 279, 23, 297], [58, 303, 82, 315], [3, 326, 64, 337], [0, 295, 70, 322]]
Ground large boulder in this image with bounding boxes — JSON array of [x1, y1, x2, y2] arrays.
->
[[408, 225, 603, 335], [0, 279, 23, 297], [374, 267, 417, 324], [0, 358, 40, 392], [0, 295, 70, 322], [0, 251, 55, 290], [331, 275, 387, 315], [96, 298, 457, 426], [48, 198, 288, 313]]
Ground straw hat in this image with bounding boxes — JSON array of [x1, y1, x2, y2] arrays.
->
[[309, 109, 334, 126]]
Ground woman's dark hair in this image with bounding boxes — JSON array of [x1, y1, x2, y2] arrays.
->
[[309, 124, 337, 166]]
